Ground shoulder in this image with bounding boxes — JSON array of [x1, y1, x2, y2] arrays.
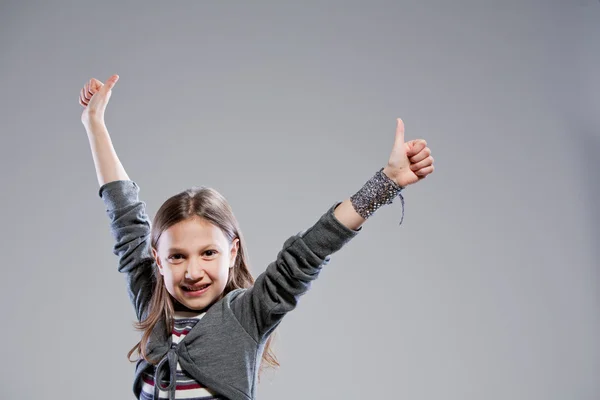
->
[[224, 288, 247, 303], [208, 288, 247, 313]]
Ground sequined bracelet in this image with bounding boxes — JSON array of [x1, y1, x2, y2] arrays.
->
[[350, 167, 406, 225]]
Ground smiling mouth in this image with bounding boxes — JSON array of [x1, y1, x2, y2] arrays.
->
[[182, 284, 211, 292]]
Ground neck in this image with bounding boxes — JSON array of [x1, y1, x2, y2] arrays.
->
[[173, 301, 205, 313]]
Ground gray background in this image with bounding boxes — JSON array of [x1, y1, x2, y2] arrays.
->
[[1, 0, 598, 399]]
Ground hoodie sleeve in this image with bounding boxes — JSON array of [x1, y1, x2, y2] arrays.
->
[[230, 201, 361, 342], [99, 180, 155, 321]]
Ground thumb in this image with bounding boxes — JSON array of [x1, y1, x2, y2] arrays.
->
[[393, 118, 405, 149], [102, 74, 119, 92]]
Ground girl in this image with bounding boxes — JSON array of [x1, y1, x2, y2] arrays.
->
[[79, 74, 434, 400]]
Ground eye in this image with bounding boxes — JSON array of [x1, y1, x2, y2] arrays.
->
[[204, 250, 218, 257], [168, 250, 218, 261]]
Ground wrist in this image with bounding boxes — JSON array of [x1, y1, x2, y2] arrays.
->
[[382, 166, 405, 189], [83, 115, 107, 134], [350, 167, 404, 221]]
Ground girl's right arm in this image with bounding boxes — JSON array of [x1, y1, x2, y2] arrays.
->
[[81, 76, 155, 321], [80, 75, 128, 186], [86, 119, 130, 186]]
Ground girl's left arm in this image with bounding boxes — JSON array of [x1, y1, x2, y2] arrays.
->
[[230, 118, 434, 342]]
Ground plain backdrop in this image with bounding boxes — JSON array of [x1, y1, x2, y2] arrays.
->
[[1, 1, 598, 399]]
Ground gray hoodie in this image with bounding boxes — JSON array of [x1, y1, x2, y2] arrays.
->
[[99, 180, 360, 400]]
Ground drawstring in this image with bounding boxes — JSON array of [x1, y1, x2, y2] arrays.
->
[[154, 347, 179, 400], [397, 191, 405, 225]]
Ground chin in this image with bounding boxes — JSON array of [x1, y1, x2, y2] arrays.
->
[[176, 291, 217, 311]]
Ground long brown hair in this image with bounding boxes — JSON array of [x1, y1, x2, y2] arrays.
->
[[127, 185, 279, 380]]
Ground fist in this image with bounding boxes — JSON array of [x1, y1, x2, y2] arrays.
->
[[79, 74, 119, 126], [382, 118, 434, 187]]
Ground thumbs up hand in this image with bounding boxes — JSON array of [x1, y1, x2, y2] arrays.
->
[[79, 74, 119, 127], [382, 118, 435, 187]]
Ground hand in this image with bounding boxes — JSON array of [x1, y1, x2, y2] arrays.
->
[[382, 118, 434, 187], [79, 74, 119, 127]]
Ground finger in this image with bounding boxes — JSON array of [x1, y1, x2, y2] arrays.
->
[[80, 88, 88, 106], [87, 79, 95, 97], [84, 83, 92, 101], [408, 146, 431, 163], [393, 118, 405, 149], [414, 165, 434, 176], [410, 156, 434, 171], [405, 139, 427, 157], [91, 78, 103, 93]]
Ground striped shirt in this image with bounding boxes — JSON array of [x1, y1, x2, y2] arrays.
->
[[140, 311, 224, 399]]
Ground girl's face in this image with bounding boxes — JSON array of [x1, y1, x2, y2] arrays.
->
[[152, 216, 239, 312]]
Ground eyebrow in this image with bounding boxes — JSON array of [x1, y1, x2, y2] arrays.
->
[[167, 244, 220, 253]]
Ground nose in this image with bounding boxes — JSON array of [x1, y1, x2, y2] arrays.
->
[[184, 257, 206, 280]]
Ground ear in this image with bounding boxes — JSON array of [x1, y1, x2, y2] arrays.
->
[[230, 238, 240, 269], [152, 247, 165, 276]]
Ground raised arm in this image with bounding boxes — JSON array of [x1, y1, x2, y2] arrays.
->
[[80, 75, 129, 186], [230, 118, 435, 342], [80, 75, 155, 321]]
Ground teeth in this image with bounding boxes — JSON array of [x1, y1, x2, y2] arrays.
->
[[185, 284, 209, 291]]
